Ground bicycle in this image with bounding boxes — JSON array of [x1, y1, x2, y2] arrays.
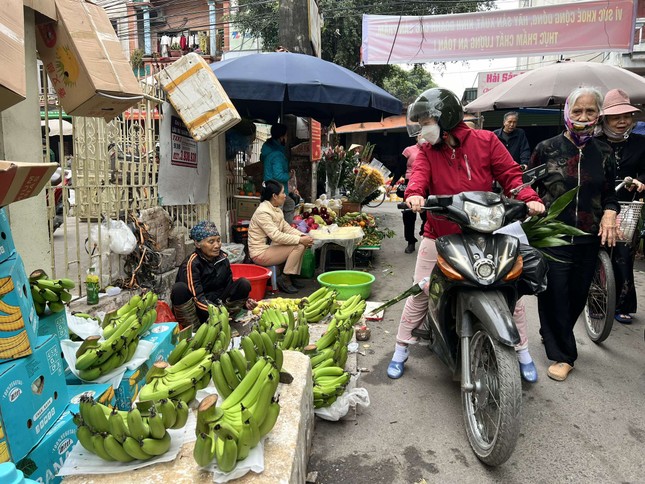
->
[[583, 177, 644, 343]]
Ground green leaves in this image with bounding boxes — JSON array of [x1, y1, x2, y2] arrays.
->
[[522, 187, 588, 250]]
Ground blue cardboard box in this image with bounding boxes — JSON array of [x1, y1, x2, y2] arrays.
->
[[67, 382, 116, 410], [37, 310, 69, 342], [0, 335, 68, 463], [0, 253, 39, 362], [0, 208, 15, 264], [14, 411, 76, 484]]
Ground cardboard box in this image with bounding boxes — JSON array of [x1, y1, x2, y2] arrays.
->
[[0, 335, 68, 463], [0, 1, 26, 111], [0, 208, 15, 264], [15, 411, 75, 484], [23, 0, 57, 21], [67, 382, 115, 410], [157, 53, 241, 141], [0, 253, 39, 362], [0, 161, 58, 208], [35, 0, 143, 119], [37, 310, 69, 343]]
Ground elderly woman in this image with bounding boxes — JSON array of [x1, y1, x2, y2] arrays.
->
[[529, 87, 620, 382], [248, 180, 314, 294], [596, 89, 645, 324], [171, 221, 256, 329]]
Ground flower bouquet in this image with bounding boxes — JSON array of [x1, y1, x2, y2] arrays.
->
[[322, 145, 346, 198], [347, 164, 385, 203]]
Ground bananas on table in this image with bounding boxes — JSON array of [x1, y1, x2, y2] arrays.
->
[[138, 347, 213, 404], [74, 292, 158, 380], [251, 297, 305, 314], [29, 271, 75, 316], [73, 395, 188, 462], [167, 304, 231, 365], [194, 357, 281, 471]]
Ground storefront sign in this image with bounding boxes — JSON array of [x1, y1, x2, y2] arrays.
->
[[310, 120, 322, 161], [170, 116, 198, 168], [477, 70, 527, 97], [362, 0, 636, 64]]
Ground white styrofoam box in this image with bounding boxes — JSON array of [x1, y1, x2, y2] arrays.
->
[[157, 53, 241, 142]]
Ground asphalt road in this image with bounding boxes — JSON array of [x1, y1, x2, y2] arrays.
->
[[307, 201, 645, 484]]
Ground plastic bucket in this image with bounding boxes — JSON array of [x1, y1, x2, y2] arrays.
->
[[231, 264, 271, 301], [317, 270, 375, 300]]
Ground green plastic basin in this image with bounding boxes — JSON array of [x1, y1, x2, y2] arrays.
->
[[317, 270, 375, 300]]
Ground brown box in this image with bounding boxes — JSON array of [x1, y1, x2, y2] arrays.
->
[[23, 0, 57, 20], [35, 0, 143, 119], [0, 161, 58, 207], [0, 1, 26, 111]]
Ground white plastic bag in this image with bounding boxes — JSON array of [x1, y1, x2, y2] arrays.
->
[[314, 374, 370, 421], [108, 220, 137, 255]]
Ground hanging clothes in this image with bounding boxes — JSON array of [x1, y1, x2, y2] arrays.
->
[[180, 34, 188, 50]]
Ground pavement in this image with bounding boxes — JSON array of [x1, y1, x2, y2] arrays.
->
[[306, 201, 645, 484]]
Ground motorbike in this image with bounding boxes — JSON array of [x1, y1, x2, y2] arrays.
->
[[398, 191, 536, 466]]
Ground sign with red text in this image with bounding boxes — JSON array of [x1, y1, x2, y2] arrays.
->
[[361, 0, 636, 64], [477, 70, 527, 97], [170, 116, 198, 168], [310, 120, 322, 161]]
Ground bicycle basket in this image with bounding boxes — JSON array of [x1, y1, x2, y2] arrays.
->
[[617, 201, 644, 242]]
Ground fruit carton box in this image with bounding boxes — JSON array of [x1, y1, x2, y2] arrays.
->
[[37, 310, 69, 343], [0, 335, 68, 463], [0, 208, 15, 264], [14, 411, 76, 484], [114, 322, 178, 409], [0, 253, 39, 363], [66, 382, 116, 411]]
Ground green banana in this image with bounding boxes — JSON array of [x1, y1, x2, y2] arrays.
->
[[314, 325, 339, 350], [307, 286, 329, 304], [273, 345, 284, 372], [229, 349, 248, 378], [147, 406, 166, 440], [241, 405, 261, 447], [167, 338, 189, 365], [140, 431, 171, 456], [211, 360, 233, 398], [127, 407, 150, 440], [49, 301, 65, 313], [260, 332, 276, 361], [103, 434, 135, 462], [240, 337, 258, 366], [313, 365, 345, 378], [166, 348, 209, 374], [309, 348, 335, 367], [123, 436, 154, 461], [258, 398, 281, 437], [31, 287, 46, 304], [172, 384, 197, 404], [171, 399, 189, 429], [91, 433, 116, 461], [236, 419, 253, 461], [89, 402, 110, 432], [158, 399, 177, 429], [248, 330, 264, 356], [108, 409, 130, 444], [249, 378, 275, 427], [219, 353, 241, 390], [214, 432, 238, 473], [56, 277, 76, 289], [194, 432, 216, 467], [221, 357, 269, 411], [189, 322, 209, 349], [76, 424, 95, 454]]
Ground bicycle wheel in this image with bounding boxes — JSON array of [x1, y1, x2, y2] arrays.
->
[[584, 250, 615, 343], [365, 187, 387, 208]]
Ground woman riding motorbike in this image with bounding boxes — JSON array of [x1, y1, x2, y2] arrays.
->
[[387, 88, 545, 380]]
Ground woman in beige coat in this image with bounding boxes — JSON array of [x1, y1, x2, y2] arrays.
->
[[248, 180, 314, 293]]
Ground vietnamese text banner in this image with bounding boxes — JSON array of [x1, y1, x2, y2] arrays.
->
[[361, 1, 636, 65]]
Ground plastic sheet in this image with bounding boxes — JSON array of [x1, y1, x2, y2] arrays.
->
[[222, 243, 245, 264], [517, 244, 548, 297], [314, 374, 370, 421], [310, 226, 364, 261]]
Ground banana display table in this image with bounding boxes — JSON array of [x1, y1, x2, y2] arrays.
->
[[63, 351, 313, 483]]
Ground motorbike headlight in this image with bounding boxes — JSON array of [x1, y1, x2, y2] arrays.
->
[[463, 201, 505, 233]]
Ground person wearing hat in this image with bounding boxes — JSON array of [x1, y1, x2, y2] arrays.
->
[[171, 221, 257, 329], [596, 88, 645, 324]]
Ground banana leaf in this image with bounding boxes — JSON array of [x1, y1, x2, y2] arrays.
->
[[530, 237, 572, 248], [540, 187, 579, 223], [368, 282, 424, 315]]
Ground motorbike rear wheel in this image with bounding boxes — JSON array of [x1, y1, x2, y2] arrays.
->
[[583, 250, 615, 343], [462, 328, 521, 466]]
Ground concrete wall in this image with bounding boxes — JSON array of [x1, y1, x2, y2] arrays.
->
[[0, 8, 52, 274], [209, 134, 228, 235]]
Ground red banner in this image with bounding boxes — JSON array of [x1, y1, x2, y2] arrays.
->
[[361, 1, 636, 64], [310, 120, 321, 162]]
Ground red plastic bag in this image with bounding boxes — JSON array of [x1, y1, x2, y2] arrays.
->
[[155, 301, 177, 323]]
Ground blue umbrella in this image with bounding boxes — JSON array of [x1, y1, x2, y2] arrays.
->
[[210, 52, 402, 126]]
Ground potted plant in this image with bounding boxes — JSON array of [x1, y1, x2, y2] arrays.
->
[[130, 48, 144, 76], [169, 43, 182, 57]]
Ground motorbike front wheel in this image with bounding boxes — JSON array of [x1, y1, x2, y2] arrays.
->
[[462, 328, 521, 466]]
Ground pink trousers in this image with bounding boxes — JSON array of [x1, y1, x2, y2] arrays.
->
[[396, 238, 529, 350]]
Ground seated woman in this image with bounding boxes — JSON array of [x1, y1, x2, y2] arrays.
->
[[171, 221, 257, 329], [248, 180, 314, 294]]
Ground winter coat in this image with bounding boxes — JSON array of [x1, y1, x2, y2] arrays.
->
[[493, 127, 531, 165], [247, 200, 302, 259], [175, 249, 232, 312], [261, 139, 290, 194], [405, 122, 541, 240]]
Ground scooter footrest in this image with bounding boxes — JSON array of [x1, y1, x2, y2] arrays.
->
[[411, 328, 432, 340]]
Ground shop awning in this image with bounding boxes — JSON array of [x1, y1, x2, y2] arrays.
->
[[335, 115, 406, 133]]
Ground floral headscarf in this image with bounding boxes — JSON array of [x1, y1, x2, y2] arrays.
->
[[190, 221, 220, 241]]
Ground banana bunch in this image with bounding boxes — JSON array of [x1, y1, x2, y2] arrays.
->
[[138, 348, 213, 403], [251, 297, 305, 315], [194, 357, 281, 471], [257, 306, 291, 332], [74, 293, 158, 380], [236, 328, 284, 373], [312, 365, 351, 408], [333, 294, 367, 327], [73, 395, 188, 462], [102, 292, 158, 340], [276, 317, 310, 352], [302, 287, 337, 323], [29, 271, 75, 316], [167, 304, 231, 364]]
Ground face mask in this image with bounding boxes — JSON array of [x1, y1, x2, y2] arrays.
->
[[420, 124, 441, 145], [563, 98, 599, 146], [602, 123, 632, 142]]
